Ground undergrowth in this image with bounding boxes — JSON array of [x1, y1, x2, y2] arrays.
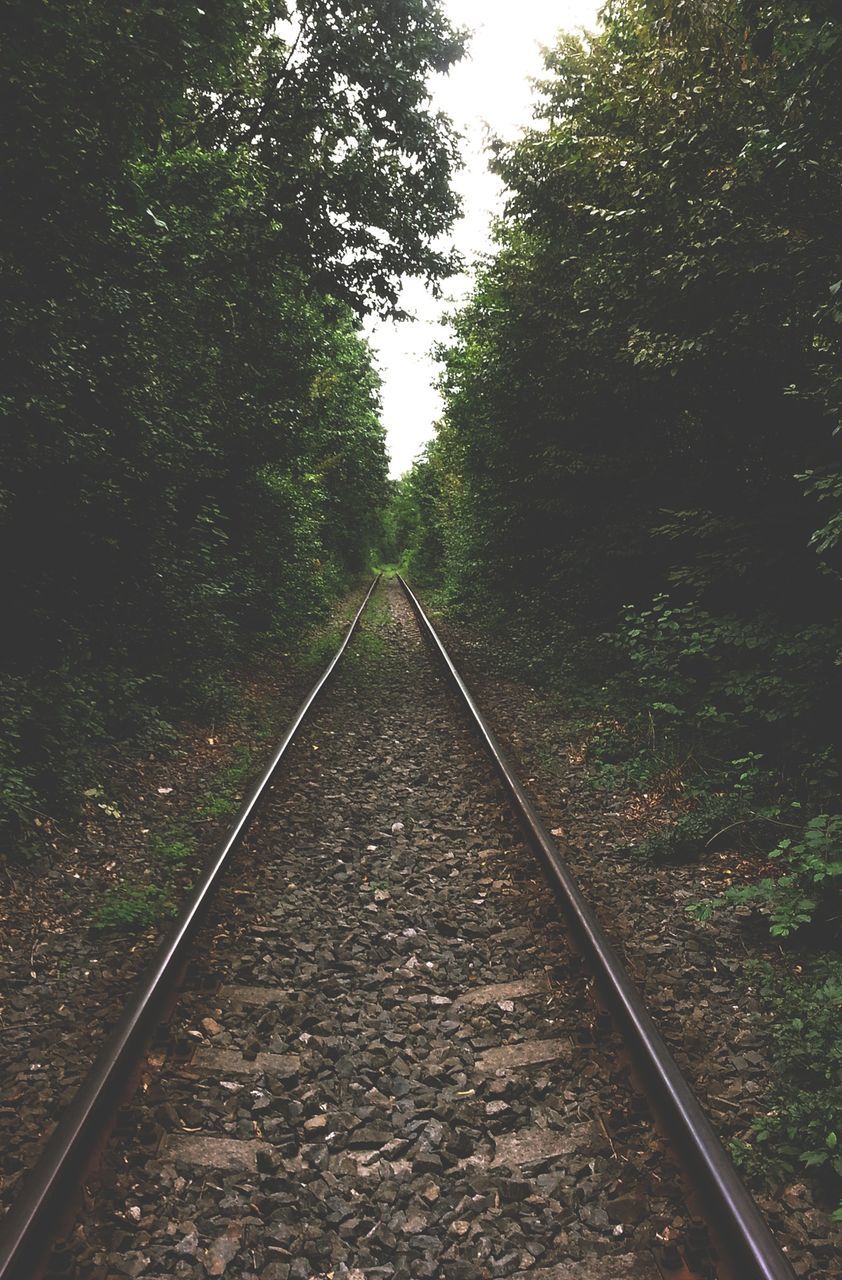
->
[[91, 821, 198, 931], [90, 586, 375, 932], [198, 746, 256, 820], [688, 814, 842, 939], [575, 659, 841, 1193], [91, 743, 261, 932], [437, 590, 841, 1201], [92, 882, 174, 931], [734, 958, 842, 1212]]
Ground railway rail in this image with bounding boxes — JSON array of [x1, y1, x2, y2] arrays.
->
[[0, 577, 796, 1280]]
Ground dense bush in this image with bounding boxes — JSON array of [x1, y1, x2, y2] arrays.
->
[[402, 0, 841, 847], [387, 0, 842, 1193], [733, 959, 842, 1191], [378, 449, 447, 582], [1, 1, 464, 841]]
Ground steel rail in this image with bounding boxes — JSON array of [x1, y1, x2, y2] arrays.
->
[[0, 575, 381, 1280], [397, 575, 795, 1280]]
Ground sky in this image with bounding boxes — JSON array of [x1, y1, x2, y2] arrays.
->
[[365, 0, 602, 478]]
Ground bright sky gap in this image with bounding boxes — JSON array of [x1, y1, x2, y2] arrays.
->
[[365, 0, 602, 478]]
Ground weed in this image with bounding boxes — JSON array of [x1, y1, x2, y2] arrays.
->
[[198, 746, 255, 820], [297, 624, 345, 671], [689, 813, 842, 937], [82, 785, 122, 820], [92, 882, 174, 930], [730, 958, 842, 1199], [149, 830, 195, 867], [91, 820, 197, 932], [239, 700, 278, 743], [533, 738, 562, 774], [583, 712, 686, 797], [641, 794, 739, 863], [345, 627, 385, 670]]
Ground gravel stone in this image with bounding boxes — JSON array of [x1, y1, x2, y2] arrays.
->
[[40, 583, 732, 1278]]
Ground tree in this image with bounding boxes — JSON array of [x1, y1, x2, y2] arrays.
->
[[0, 0, 464, 836], [431, 0, 841, 788]]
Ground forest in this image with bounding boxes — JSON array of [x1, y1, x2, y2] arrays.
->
[[1, 0, 463, 832], [1, 0, 840, 1246], [388, 0, 841, 1202], [393, 0, 842, 930]]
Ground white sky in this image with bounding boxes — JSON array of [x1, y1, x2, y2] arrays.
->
[[365, 0, 602, 477]]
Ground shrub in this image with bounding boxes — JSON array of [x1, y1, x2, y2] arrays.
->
[[733, 959, 842, 1193], [690, 813, 842, 938], [641, 794, 740, 863]]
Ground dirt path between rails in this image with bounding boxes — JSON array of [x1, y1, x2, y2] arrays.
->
[[49, 580, 716, 1280]]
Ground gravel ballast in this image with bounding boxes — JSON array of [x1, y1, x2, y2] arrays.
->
[[429, 600, 842, 1280], [42, 582, 716, 1279]]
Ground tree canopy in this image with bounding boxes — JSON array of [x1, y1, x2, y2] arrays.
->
[[383, 4, 842, 1186], [401, 0, 841, 805], [0, 0, 465, 834]]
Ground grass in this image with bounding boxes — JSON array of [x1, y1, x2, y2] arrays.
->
[[89, 753, 255, 933], [149, 827, 195, 866], [91, 820, 198, 930], [197, 745, 255, 820], [296, 623, 346, 671], [91, 882, 175, 930], [731, 958, 842, 1206], [89, 585, 381, 933], [341, 594, 389, 685]]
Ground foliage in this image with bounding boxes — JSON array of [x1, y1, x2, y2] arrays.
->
[[689, 814, 842, 937], [1, 1, 465, 841], [198, 747, 256, 820], [378, 449, 447, 583], [732, 959, 842, 1191], [399, 0, 842, 876], [613, 598, 840, 784], [91, 882, 174, 931]]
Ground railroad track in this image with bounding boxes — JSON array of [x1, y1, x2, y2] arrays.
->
[[0, 577, 795, 1280]]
